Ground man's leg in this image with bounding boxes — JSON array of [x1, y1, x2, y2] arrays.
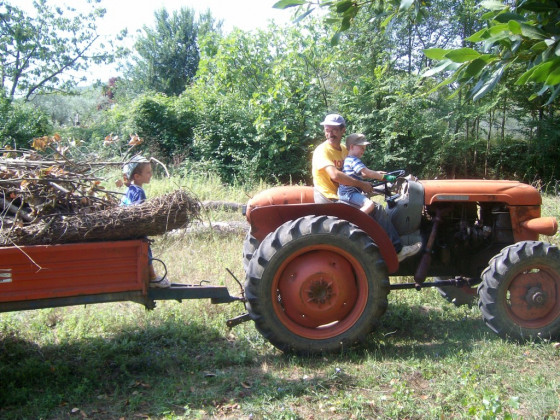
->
[[371, 203, 402, 252], [313, 188, 335, 204]]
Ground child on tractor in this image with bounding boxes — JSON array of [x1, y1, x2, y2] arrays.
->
[[338, 133, 422, 262]]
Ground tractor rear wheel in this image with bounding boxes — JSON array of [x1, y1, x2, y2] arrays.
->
[[478, 241, 560, 340], [242, 232, 259, 273], [245, 215, 390, 354]]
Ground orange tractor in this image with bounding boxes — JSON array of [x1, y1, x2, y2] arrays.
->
[[242, 172, 560, 354]]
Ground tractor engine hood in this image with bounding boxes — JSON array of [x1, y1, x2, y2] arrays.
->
[[420, 180, 542, 206]]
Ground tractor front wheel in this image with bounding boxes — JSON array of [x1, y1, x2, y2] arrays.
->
[[478, 241, 560, 340], [245, 215, 390, 354]]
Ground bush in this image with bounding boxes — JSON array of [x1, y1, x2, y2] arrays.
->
[[0, 95, 51, 149]]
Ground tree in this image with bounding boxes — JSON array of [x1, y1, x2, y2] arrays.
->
[[0, 0, 122, 101], [132, 8, 201, 96]]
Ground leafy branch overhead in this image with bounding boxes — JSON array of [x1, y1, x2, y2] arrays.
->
[[274, 0, 560, 103], [423, 0, 560, 104], [0, 0, 126, 100]]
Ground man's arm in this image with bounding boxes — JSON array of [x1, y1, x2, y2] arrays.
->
[[325, 165, 373, 194]]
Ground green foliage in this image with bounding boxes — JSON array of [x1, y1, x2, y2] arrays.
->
[[0, 94, 51, 148], [188, 86, 258, 183], [127, 93, 197, 160]]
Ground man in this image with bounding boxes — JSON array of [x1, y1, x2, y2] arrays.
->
[[311, 113, 422, 262], [312, 114, 373, 203]]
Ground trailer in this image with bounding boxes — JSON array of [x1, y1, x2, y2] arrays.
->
[[0, 239, 241, 314]]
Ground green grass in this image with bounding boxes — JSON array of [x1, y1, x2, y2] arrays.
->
[[1, 176, 560, 419]]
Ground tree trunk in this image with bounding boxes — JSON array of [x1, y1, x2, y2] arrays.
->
[[485, 109, 494, 178]]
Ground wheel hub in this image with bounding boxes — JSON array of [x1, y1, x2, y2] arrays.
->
[[508, 269, 558, 324], [526, 286, 546, 307], [307, 278, 334, 305], [277, 250, 359, 328]]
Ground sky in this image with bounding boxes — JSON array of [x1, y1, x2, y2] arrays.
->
[[17, 0, 295, 82]]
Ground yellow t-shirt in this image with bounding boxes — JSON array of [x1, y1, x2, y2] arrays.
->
[[312, 141, 348, 200]]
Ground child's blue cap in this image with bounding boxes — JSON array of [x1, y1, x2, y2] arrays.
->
[[123, 155, 149, 179]]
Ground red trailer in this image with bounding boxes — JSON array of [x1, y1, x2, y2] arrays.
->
[[0, 239, 240, 313]]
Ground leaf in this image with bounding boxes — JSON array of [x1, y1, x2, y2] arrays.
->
[[479, 0, 507, 11], [527, 59, 560, 83], [421, 60, 454, 78], [381, 12, 396, 29], [293, 8, 315, 23], [463, 58, 488, 78], [508, 20, 522, 35], [515, 67, 536, 85], [444, 48, 481, 63], [494, 12, 527, 23], [519, 23, 546, 40], [128, 134, 144, 146], [331, 31, 341, 46], [545, 65, 560, 86], [273, 0, 306, 9], [545, 84, 560, 105], [336, 1, 353, 13], [472, 66, 506, 101], [467, 28, 489, 43], [399, 0, 414, 11], [423, 48, 449, 61]]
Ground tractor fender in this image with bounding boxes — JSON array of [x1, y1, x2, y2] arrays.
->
[[248, 202, 399, 273]]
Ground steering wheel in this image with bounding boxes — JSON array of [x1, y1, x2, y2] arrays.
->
[[370, 169, 406, 202], [371, 169, 406, 188]]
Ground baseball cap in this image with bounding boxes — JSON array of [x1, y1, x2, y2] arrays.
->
[[123, 155, 150, 179], [320, 114, 346, 126], [346, 133, 370, 147]]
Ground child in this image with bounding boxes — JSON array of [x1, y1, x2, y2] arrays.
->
[[337, 133, 392, 214], [338, 133, 422, 262], [121, 155, 171, 288]]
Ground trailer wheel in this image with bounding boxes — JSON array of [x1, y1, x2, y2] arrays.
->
[[435, 277, 477, 307], [245, 215, 389, 355], [242, 232, 259, 273], [478, 241, 560, 340]]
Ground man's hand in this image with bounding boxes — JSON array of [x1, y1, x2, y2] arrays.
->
[[361, 181, 373, 194], [383, 174, 396, 182]]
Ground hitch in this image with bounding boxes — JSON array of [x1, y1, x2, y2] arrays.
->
[[226, 312, 252, 328], [390, 276, 481, 291]]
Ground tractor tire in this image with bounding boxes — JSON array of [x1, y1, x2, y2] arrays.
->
[[242, 232, 259, 273], [435, 277, 477, 307], [478, 241, 560, 340], [245, 215, 390, 355]]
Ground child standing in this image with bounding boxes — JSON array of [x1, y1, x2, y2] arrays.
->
[[338, 133, 422, 262], [122, 155, 171, 288]]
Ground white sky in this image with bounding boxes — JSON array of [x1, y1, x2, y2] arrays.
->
[[19, 0, 292, 34], [16, 0, 295, 82]]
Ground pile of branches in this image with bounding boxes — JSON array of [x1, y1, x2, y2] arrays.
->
[[0, 147, 201, 246]]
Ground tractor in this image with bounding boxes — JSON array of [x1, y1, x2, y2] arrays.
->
[[241, 171, 560, 354]]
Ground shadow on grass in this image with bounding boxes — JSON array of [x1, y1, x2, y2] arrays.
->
[[358, 299, 496, 360], [0, 318, 263, 419], [0, 299, 501, 419]]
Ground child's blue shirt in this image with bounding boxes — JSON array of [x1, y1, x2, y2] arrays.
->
[[121, 184, 146, 206]]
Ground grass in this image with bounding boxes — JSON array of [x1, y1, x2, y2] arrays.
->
[[1, 175, 560, 419]]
